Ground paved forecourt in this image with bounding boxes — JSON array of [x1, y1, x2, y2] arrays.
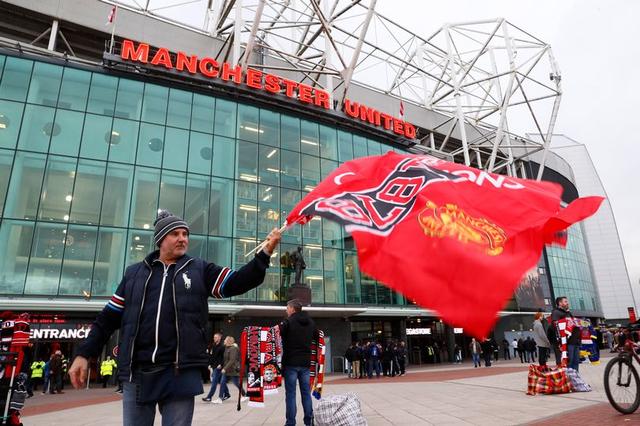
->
[[21, 356, 638, 425]]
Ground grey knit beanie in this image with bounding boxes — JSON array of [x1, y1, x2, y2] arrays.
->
[[154, 210, 189, 247]]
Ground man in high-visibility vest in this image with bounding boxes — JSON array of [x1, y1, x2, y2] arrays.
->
[[30, 359, 45, 391], [100, 356, 117, 388]]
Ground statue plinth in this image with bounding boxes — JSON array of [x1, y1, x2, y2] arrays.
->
[[287, 285, 311, 306]]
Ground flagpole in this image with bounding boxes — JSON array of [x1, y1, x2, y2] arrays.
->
[[109, 6, 118, 54], [244, 223, 288, 258]]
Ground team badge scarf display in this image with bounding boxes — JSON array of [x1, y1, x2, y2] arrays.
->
[[238, 326, 325, 409]]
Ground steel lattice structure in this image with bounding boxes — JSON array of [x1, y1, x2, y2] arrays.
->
[[106, 0, 562, 179]]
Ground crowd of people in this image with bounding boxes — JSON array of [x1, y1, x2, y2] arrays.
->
[[26, 349, 68, 396], [343, 340, 407, 379]]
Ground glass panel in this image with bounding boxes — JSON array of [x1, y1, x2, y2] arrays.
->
[[234, 180, 257, 238], [338, 131, 353, 162], [92, 227, 126, 296], [231, 238, 256, 301], [187, 131, 213, 175], [281, 188, 302, 244], [367, 139, 382, 156], [236, 140, 258, 182], [257, 270, 281, 302], [319, 125, 337, 160], [323, 248, 344, 303], [163, 127, 189, 171], [49, 109, 83, 156], [0, 220, 34, 294], [59, 225, 98, 296], [191, 93, 215, 134], [214, 99, 236, 137], [136, 122, 164, 168], [212, 135, 234, 178], [69, 159, 105, 225], [80, 114, 112, 160], [126, 229, 154, 266], [376, 283, 392, 305], [24, 222, 67, 295], [141, 83, 168, 125], [353, 135, 368, 158], [361, 273, 377, 304], [158, 170, 186, 218], [345, 251, 360, 303], [258, 184, 279, 240], [27, 62, 62, 106], [280, 149, 300, 190], [237, 104, 260, 142], [281, 115, 300, 151], [0, 57, 33, 102], [320, 158, 338, 180], [38, 156, 76, 222], [87, 74, 118, 115], [303, 216, 322, 245], [258, 146, 279, 186], [0, 149, 13, 216], [108, 118, 139, 163], [188, 234, 206, 259], [185, 174, 210, 235], [114, 79, 143, 120], [166, 89, 192, 129], [259, 109, 279, 147], [301, 154, 320, 191], [57, 68, 90, 111], [130, 167, 160, 228], [17, 104, 55, 152], [300, 120, 319, 156], [322, 218, 342, 249], [4, 151, 46, 220], [0, 99, 24, 149], [207, 236, 231, 266], [303, 245, 324, 303], [209, 177, 234, 237], [100, 163, 133, 227]]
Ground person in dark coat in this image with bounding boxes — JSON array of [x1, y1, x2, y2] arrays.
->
[[480, 339, 493, 367], [202, 332, 225, 402], [551, 296, 582, 371]]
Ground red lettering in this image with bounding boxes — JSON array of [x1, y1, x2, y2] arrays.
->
[[314, 89, 330, 109], [264, 74, 281, 93], [150, 48, 173, 69], [176, 51, 197, 74], [354, 194, 405, 229], [344, 100, 359, 118], [315, 199, 371, 226], [246, 68, 263, 89], [121, 40, 149, 63], [198, 57, 219, 78], [404, 123, 416, 139], [380, 113, 393, 130], [282, 79, 298, 98], [221, 63, 242, 84], [359, 105, 376, 125], [298, 83, 313, 103], [376, 176, 425, 205], [393, 118, 404, 135]]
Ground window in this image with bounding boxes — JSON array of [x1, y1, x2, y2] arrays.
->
[[344, 251, 360, 304], [0, 149, 13, 216], [87, 74, 118, 115], [0, 220, 35, 294], [108, 119, 139, 164], [300, 120, 319, 156], [114, 79, 143, 120], [209, 177, 234, 237], [0, 99, 24, 149], [100, 163, 133, 227], [212, 135, 235, 178], [185, 174, 210, 234], [238, 104, 260, 142], [338, 131, 353, 162], [58, 68, 90, 111], [191, 94, 215, 134], [207, 236, 231, 266], [136, 123, 164, 168], [280, 149, 300, 190], [258, 146, 279, 186], [37, 156, 76, 222], [323, 248, 344, 303], [158, 170, 186, 218], [320, 158, 337, 180], [69, 159, 106, 225], [257, 184, 279, 239], [49, 109, 84, 156], [259, 109, 279, 147], [24, 222, 67, 295], [188, 131, 213, 175], [234, 180, 257, 238], [0, 57, 33, 102], [280, 188, 301, 244], [3, 151, 46, 220], [92, 228, 126, 296], [80, 114, 112, 160], [281, 115, 300, 152], [141, 83, 168, 125], [17, 104, 55, 153], [27, 63, 63, 106], [163, 127, 189, 171], [236, 140, 258, 183], [58, 225, 98, 296], [214, 99, 236, 137], [301, 154, 320, 191], [319, 125, 338, 160], [322, 218, 342, 249], [129, 167, 160, 229], [167, 89, 192, 129], [353, 135, 368, 158]]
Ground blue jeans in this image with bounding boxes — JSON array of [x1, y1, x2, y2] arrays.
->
[[471, 353, 480, 367], [205, 368, 222, 399], [367, 358, 381, 378], [567, 344, 580, 372], [284, 366, 313, 426], [122, 381, 194, 426], [218, 374, 244, 399]]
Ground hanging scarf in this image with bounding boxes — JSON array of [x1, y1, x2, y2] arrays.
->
[[310, 329, 325, 400], [239, 325, 283, 409]]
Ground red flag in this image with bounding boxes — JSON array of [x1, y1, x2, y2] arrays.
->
[[286, 152, 603, 338], [399, 100, 405, 118], [107, 5, 117, 25]]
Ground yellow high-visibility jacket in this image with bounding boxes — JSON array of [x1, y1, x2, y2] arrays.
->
[[100, 359, 117, 376], [30, 361, 45, 379]]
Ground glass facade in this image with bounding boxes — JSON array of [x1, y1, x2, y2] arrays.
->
[[0, 54, 406, 305], [546, 224, 600, 313]]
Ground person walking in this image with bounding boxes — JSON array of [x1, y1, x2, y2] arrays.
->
[[480, 339, 493, 367], [213, 336, 247, 404], [396, 341, 407, 376], [344, 343, 356, 378], [202, 333, 225, 402], [469, 338, 482, 368], [501, 339, 511, 360], [50, 350, 64, 394], [69, 210, 281, 426], [279, 299, 316, 426], [517, 338, 525, 363], [100, 356, 117, 388], [511, 338, 518, 359], [29, 358, 45, 393], [532, 312, 551, 366]]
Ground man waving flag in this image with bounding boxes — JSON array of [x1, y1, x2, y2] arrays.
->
[[286, 152, 603, 339]]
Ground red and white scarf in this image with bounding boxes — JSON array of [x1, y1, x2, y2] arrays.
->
[[310, 329, 325, 399], [239, 326, 283, 408]]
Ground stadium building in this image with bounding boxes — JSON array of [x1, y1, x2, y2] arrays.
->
[[0, 0, 625, 370]]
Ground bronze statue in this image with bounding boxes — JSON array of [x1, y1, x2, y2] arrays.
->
[[290, 246, 306, 286]]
